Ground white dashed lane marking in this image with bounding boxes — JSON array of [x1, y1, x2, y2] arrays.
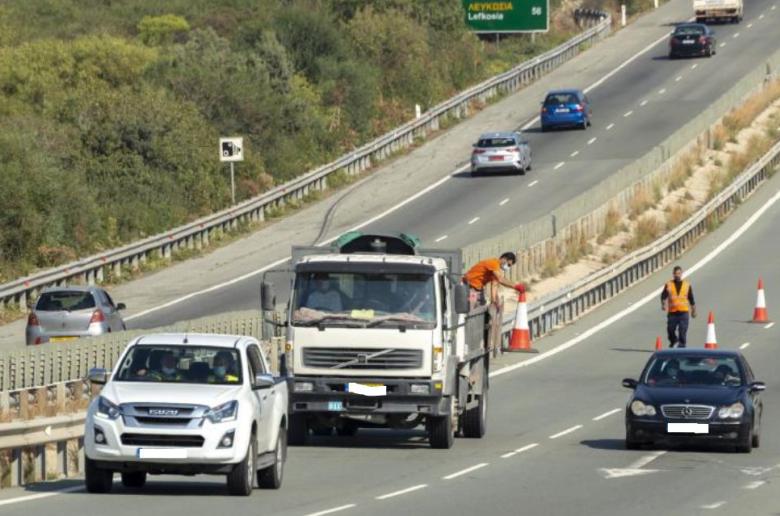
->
[[640, 100, 648, 106], [766, 322, 775, 329], [733, 32, 740, 38], [593, 408, 621, 421], [304, 505, 357, 516], [528, 180, 539, 187], [468, 217, 480, 225], [675, 76, 682, 82], [624, 110, 633, 117], [554, 162, 565, 170], [720, 42, 727, 48], [659, 88, 666, 94], [499, 198, 509, 206], [443, 463, 489, 480], [740, 342, 750, 350], [587, 137, 597, 145], [744, 480, 766, 489], [747, 22, 753, 27], [435, 235, 448, 242], [606, 123, 615, 130], [375, 484, 428, 500], [691, 64, 698, 70], [501, 443, 539, 459], [571, 150, 579, 157], [701, 502, 727, 510], [549, 425, 583, 439]]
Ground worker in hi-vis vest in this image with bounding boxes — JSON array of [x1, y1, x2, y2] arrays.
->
[[660, 265, 697, 348]]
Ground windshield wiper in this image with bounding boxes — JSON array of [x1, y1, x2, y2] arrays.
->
[[366, 316, 429, 328], [295, 315, 368, 328]]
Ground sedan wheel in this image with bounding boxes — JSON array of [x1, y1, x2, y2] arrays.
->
[[736, 427, 753, 453]]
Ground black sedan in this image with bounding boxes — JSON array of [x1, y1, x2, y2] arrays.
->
[[622, 349, 765, 452], [669, 23, 716, 59]]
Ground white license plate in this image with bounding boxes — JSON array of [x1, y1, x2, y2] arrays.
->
[[555, 108, 570, 113], [346, 382, 387, 397], [682, 40, 695, 45], [137, 448, 188, 460], [667, 423, 709, 434], [328, 401, 343, 411]]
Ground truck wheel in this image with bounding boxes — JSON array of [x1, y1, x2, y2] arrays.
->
[[120, 472, 146, 488], [461, 393, 488, 438], [258, 429, 285, 489], [227, 436, 256, 496], [85, 457, 113, 493], [336, 420, 359, 437], [287, 414, 308, 446], [428, 415, 454, 449]]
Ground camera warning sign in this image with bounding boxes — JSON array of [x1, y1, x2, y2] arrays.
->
[[219, 137, 244, 162]]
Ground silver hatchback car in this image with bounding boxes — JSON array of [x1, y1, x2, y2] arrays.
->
[[470, 131, 532, 176], [26, 286, 127, 346]]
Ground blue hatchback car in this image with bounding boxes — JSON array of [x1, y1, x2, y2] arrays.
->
[[540, 89, 592, 131]]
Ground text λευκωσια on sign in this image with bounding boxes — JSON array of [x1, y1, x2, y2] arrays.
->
[[463, 0, 549, 33]]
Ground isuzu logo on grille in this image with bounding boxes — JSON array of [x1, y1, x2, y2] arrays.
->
[[149, 408, 179, 416]]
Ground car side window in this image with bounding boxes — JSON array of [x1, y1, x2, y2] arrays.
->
[[102, 290, 116, 309], [247, 345, 266, 377]]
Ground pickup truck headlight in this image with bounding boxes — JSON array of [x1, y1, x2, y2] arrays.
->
[[97, 396, 121, 420], [718, 402, 745, 419], [205, 400, 239, 423], [630, 400, 656, 417]]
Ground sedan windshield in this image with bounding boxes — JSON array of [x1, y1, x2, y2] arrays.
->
[[292, 271, 436, 328], [115, 345, 242, 384], [643, 356, 743, 387], [477, 137, 515, 148], [36, 291, 95, 311]]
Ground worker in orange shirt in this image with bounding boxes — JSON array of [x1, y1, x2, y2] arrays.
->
[[463, 252, 524, 306]]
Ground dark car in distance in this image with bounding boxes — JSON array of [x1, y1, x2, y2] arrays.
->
[[623, 349, 764, 452], [669, 23, 717, 59]]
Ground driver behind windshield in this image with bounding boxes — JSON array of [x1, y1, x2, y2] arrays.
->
[[304, 274, 343, 312]]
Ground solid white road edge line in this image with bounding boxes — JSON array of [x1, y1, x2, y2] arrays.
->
[[435, 235, 448, 242], [0, 486, 82, 507], [501, 442, 540, 459], [125, 23, 679, 323], [593, 408, 622, 421], [489, 189, 780, 379], [443, 463, 489, 480], [375, 484, 428, 500], [549, 424, 583, 439], [305, 504, 358, 516]]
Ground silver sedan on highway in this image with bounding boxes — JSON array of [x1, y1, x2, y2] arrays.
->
[[26, 286, 127, 345], [470, 131, 532, 176]]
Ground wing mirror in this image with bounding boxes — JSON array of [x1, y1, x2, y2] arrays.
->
[[116, 303, 127, 311], [88, 368, 109, 385], [253, 373, 275, 390], [454, 283, 470, 314], [622, 378, 638, 389], [750, 381, 766, 392], [261, 282, 276, 311]]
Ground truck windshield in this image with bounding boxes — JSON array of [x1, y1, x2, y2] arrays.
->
[[292, 271, 436, 328], [114, 345, 242, 384]]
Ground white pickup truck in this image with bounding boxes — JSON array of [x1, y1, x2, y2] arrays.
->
[[694, 0, 743, 23], [84, 333, 288, 496]]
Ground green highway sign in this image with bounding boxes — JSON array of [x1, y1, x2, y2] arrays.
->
[[463, 0, 549, 33]]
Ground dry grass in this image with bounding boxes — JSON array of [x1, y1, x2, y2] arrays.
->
[[722, 80, 780, 138], [668, 154, 695, 191], [598, 208, 622, 244], [624, 216, 662, 250], [666, 204, 692, 230], [541, 254, 561, 278], [712, 124, 728, 151], [628, 187, 655, 220]]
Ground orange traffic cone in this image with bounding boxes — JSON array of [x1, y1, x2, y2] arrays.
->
[[507, 292, 538, 353], [705, 311, 718, 349], [655, 336, 663, 350], [752, 278, 769, 323]]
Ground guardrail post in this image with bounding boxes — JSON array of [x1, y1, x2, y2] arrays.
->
[[57, 441, 68, 478], [9, 448, 21, 487]]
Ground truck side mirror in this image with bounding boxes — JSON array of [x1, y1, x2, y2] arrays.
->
[[454, 283, 470, 314], [261, 282, 276, 311]]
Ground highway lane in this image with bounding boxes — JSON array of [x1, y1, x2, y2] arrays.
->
[[3, 142, 779, 515], [125, 0, 780, 331]]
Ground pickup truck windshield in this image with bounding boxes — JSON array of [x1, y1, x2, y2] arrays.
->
[[115, 345, 242, 384], [292, 271, 436, 328]]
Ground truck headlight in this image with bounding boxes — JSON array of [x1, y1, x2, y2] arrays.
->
[[410, 383, 430, 394], [630, 400, 656, 417], [205, 401, 239, 423], [718, 402, 744, 419], [294, 381, 314, 392], [97, 396, 121, 420]]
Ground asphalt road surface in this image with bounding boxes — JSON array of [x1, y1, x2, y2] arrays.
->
[[2, 126, 779, 515]]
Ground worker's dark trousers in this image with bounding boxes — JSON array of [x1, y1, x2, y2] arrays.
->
[[667, 312, 690, 348]]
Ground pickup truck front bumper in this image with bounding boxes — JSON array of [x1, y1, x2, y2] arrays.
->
[[289, 376, 451, 416]]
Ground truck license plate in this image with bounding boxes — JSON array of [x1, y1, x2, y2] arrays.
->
[[328, 401, 343, 411], [137, 448, 188, 459]]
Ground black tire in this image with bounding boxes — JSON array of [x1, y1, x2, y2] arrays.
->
[[336, 421, 359, 437], [460, 392, 488, 439], [287, 414, 308, 446], [311, 423, 333, 437], [471, 169, 480, 177], [428, 413, 454, 449], [258, 430, 286, 489], [120, 471, 146, 488], [625, 428, 644, 450], [736, 427, 753, 453], [227, 436, 256, 496], [752, 430, 760, 448], [85, 457, 113, 494], [526, 162, 532, 171], [541, 125, 549, 133]]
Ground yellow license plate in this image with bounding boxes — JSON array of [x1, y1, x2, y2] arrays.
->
[[50, 336, 78, 343], [363, 383, 384, 388]]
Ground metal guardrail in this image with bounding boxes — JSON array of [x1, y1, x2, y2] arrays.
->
[[0, 12, 611, 312], [504, 139, 780, 339]]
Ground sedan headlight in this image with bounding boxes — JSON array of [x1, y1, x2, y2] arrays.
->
[[630, 400, 657, 417], [205, 400, 239, 423], [97, 396, 121, 420], [718, 402, 745, 419]]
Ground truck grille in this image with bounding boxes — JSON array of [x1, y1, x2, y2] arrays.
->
[[121, 433, 204, 447], [661, 404, 714, 420], [121, 404, 205, 429], [302, 347, 423, 369]]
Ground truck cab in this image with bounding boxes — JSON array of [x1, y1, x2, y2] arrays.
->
[[262, 232, 494, 449]]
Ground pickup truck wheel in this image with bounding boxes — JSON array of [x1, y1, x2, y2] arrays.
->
[[258, 430, 286, 489], [461, 392, 488, 438], [85, 457, 113, 494], [288, 414, 308, 445], [121, 472, 146, 488], [428, 415, 454, 449], [336, 421, 359, 437], [227, 436, 256, 496]]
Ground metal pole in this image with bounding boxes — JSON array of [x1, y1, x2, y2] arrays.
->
[[230, 162, 236, 205], [621, 4, 627, 26]]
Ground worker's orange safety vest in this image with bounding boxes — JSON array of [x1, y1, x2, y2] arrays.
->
[[666, 280, 690, 313]]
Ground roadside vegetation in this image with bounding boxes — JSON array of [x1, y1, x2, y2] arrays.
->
[[0, 0, 583, 282]]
